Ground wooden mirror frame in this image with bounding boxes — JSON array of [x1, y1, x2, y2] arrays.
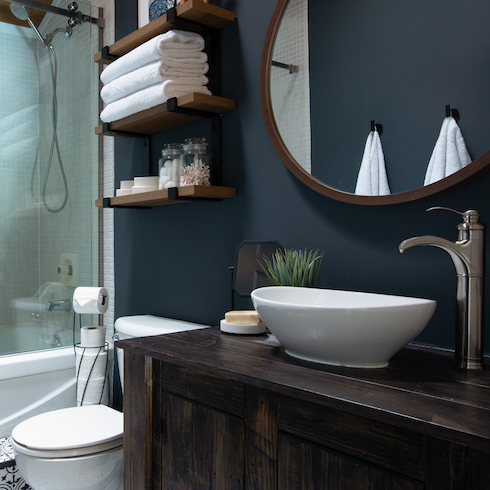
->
[[260, 0, 490, 205]]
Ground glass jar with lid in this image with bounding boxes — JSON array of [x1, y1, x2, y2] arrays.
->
[[180, 137, 211, 186], [159, 143, 183, 190]]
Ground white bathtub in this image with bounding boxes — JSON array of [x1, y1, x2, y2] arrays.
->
[[0, 347, 76, 437]]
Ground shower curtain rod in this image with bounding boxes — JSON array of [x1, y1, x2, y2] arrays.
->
[[7, 0, 104, 27]]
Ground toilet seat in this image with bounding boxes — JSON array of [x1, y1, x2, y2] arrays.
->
[[12, 405, 123, 459]]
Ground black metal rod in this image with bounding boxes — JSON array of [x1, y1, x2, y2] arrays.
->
[[6, 0, 102, 25], [271, 60, 299, 74]]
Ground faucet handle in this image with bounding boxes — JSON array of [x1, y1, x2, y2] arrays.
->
[[427, 206, 480, 223]]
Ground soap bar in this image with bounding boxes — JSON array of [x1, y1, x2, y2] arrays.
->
[[225, 310, 262, 325]]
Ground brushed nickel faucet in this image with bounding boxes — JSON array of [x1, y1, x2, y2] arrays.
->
[[399, 207, 485, 370]]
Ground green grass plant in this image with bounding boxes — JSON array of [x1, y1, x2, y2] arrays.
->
[[260, 248, 324, 287]]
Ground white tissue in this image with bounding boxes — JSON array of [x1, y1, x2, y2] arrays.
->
[[80, 326, 106, 347], [75, 346, 109, 406], [73, 287, 109, 314]]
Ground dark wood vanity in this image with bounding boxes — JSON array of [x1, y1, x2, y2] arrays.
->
[[118, 328, 490, 489]]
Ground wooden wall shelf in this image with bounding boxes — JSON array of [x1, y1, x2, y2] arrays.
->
[[95, 1, 236, 209], [96, 185, 236, 208], [95, 93, 235, 137], [94, 0, 234, 64]]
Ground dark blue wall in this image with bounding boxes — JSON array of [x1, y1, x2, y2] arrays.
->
[[114, 0, 490, 354]]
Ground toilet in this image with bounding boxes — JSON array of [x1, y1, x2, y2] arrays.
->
[[11, 315, 208, 490], [11, 405, 123, 490]]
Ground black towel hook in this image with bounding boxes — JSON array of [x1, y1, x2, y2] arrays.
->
[[371, 120, 383, 135], [445, 104, 460, 122]]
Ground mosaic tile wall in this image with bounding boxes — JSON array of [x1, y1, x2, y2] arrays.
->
[[271, 0, 311, 173]]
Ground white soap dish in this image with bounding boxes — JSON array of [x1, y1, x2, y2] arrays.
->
[[220, 319, 266, 335]]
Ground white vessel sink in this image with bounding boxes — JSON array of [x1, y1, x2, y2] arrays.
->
[[251, 286, 436, 368]]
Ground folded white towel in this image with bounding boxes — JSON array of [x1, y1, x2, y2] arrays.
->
[[101, 30, 206, 85], [424, 116, 472, 186], [100, 61, 209, 104], [100, 81, 212, 123], [355, 129, 391, 196]]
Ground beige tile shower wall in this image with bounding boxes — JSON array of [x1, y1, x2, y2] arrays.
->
[[271, 0, 311, 173]]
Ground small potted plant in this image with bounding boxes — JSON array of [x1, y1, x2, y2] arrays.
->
[[260, 248, 324, 287]]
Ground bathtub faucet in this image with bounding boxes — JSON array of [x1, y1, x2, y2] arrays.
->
[[46, 299, 72, 312], [399, 207, 485, 370]]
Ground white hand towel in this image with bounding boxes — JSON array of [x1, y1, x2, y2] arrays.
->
[[100, 30, 206, 84], [100, 81, 212, 123], [355, 130, 391, 196], [100, 61, 209, 104], [424, 116, 472, 186]]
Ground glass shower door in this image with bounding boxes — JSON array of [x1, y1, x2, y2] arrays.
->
[[0, 0, 99, 356]]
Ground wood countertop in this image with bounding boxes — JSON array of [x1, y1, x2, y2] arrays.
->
[[117, 327, 490, 452]]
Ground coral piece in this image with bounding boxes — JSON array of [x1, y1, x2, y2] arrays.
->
[[181, 159, 211, 186]]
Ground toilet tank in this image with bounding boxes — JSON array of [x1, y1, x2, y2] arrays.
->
[[114, 315, 209, 390]]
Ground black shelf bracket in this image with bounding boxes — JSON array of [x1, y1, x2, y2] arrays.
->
[[166, 100, 222, 186], [100, 46, 119, 62], [100, 123, 149, 139], [101, 198, 153, 209], [166, 7, 217, 36], [166, 98, 218, 119]]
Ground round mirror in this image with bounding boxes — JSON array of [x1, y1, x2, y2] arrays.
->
[[260, 0, 490, 205]]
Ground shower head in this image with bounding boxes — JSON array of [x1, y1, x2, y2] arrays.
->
[[9, 2, 30, 20], [10, 2, 47, 47]]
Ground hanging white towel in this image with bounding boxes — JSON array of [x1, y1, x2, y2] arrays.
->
[[424, 116, 472, 186], [100, 81, 212, 123], [100, 30, 206, 85], [355, 130, 391, 196], [100, 61, 209, 104]]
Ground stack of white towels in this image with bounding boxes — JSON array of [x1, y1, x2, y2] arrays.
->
[[100, 30, 211, 123]]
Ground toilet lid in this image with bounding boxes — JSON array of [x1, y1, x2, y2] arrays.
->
[[12, 405, 123, 451]]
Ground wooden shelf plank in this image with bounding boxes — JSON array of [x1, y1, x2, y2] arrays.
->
[[94, 0, 234, 64], [95, 185, 236, 208], [95, 93, 235, 136]]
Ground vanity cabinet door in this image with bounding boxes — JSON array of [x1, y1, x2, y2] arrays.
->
[[278, 432, 424, 490], [156, 391, 245, 490]]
